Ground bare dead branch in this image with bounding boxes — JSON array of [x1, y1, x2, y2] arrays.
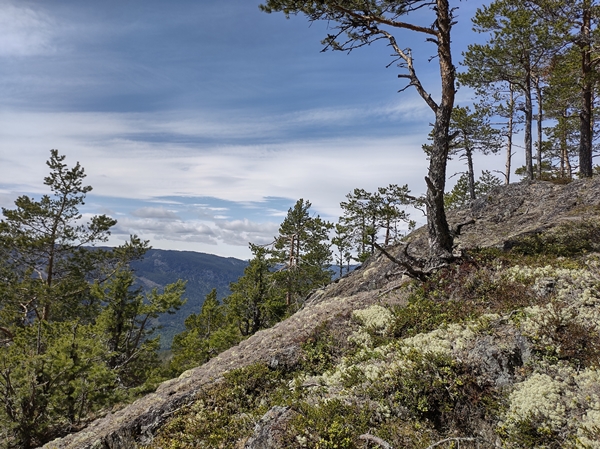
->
[[380, 32, 438, 112], [452, 219, 476, 237], [373, 241, 429, 281], [0, 327, 14, 340], [332, 5, 439, 37]]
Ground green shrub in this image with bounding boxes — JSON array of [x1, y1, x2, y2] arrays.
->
[[373, 350, 487, 432], [510, 220, 600, 257], [300, 321, 346, 375], [146, 363, 293, 448], [290, 398, 373, 449]]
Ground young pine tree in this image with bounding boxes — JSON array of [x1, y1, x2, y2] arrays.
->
[[270, 199, 333, 309]]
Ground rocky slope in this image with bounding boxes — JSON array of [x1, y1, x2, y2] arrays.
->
[[42, 177, 600, 449]]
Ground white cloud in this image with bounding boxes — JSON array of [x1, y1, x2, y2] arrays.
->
[[0, 4, 56, 57], [215, 219, 279, 247], [0, 107, 509, 199], [0, 109, 432, 204], [112, 217, 218, 244], [131, 207, 180, 219], [109, 214, 279, 251]]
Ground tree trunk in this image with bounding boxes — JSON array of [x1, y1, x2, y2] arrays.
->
[[579, 3, 594, 178], [524, 72, 534, 180], [505, 86, 515, 185], [535, 80, 543, 178], [466, 145, 476, 200], [426, 0, 455, 263]]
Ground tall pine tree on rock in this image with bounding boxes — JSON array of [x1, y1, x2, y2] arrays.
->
[[260, 0, 458, 265]]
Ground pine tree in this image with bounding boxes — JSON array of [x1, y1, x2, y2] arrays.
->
[[331, 223, 353, 277], [444, 171, 503, 210], [270, 199, 332, 308], [224, 244, 286, 337], [170, 289, 237, 374], [340, 185, 415, 262], [447, 105, 503, 199], [92, 265, 185, 389], [525, 0, 600, 177], [261, 0, 457, 264], [0, 151, 185, 448], [460, 0, 559, 180]]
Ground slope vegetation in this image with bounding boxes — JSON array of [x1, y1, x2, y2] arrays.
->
[[43, 177, 600, 449]]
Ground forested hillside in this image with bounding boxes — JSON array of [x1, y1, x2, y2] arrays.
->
[[130, 250, 247, 348]]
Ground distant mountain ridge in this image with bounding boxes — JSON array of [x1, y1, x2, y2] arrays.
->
[[130, 249, 248, 348]]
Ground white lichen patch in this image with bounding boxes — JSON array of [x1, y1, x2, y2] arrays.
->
[[577, 409, 600, 448], [352, 304, 393, 333], [401, 322, 478, 356], [504, 373, 569, 432], [506, 264, 600, 344], [501, 364, 600, 446], [320, 312, 488, 395]]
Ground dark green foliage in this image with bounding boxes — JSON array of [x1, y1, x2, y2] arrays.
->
[[526, 301, 600, 369], [376, 351, 485, 431], [170, 288, 237, 374], [271, 199, 333, 309], [498, 416, 563, 449], [225, 244, 287, 337], [388, 294, 474, 340], [148, 363, 294, 449], [290, 399, 373, 449], [300, 322, 339, 375], [93, 268, 185, 389], [0, 321, 115, 447], [445, 170, 503, 210], [0, 151, 186, 448]]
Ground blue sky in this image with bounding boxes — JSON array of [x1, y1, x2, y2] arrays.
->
[[0, 0, 509, 259]]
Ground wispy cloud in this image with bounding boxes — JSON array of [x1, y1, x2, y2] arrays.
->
[[0, 109, 432, 203], [0, 4, 57, 57], [112, 217, 219, 245], [131, 207, 180, 219]]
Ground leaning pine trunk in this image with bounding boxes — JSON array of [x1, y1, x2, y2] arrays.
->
[[426, 0, 455, 264]]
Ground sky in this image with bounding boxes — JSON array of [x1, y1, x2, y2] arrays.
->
[[0, 0, 511, 260]]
